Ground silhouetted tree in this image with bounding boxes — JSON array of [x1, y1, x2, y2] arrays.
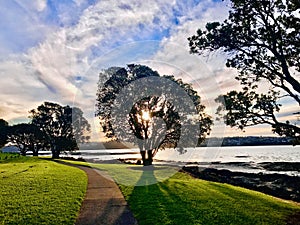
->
[[96, 64, 212, 166], [29, 102, 91, 158], [7, 123, 47, 156], [0, 119, 9, 148], [189, 0, 300, 142], [127, 96, 181, 165]]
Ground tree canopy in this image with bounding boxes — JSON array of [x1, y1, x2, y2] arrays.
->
[[188, 0, 300, 142], [29, 102, 91, 158], [0, 118, 9, 148], [96, 64, 212, 166], [7, 123, 47, 156]]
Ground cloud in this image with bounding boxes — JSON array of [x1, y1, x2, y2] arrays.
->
[[35, 0, 47, 12], [142, 0, 299, 137], [0, 0, 251, 138], [0, 55, 57, 122], [24, 0, 179, 108], [144, 1, 231, 117], [0, 0, 195, 134], [2, 0, 294, 139], [14, 0, 47, 12], [150, 1, 230, 74]]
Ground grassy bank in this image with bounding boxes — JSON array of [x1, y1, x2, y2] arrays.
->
[[121, 172, 300, 225], [0, 152, 21, 161], [0, 157, 87, 225], [60, 159, 300, 225]]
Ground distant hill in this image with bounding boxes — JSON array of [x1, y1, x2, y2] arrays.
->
[[79, 141, 129, 150], [1, 145, 20, 153], [200, 136, 295, 147], [80, 137, 295, 149]]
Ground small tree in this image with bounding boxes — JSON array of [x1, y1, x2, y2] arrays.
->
[[29, 102, 90, 158], [7, 124, 46, 156], [188, 0, 300, 142], [0, 119, 9, 148], [96, 64, 212, 166]]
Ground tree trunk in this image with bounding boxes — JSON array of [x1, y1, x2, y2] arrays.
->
[[51, 146, 60, 159], [147, 150, 153, 165], [52, 150, 60, 159], [20, 150, 26, 156], [31, 145, 38, 156], [19, 145, 26, 156], [141, 151, 146, 163], [143, 159, 152, 166], [140, 150, 153, 166]]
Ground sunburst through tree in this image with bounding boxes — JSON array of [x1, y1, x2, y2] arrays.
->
[[96, 64, 212, 166]]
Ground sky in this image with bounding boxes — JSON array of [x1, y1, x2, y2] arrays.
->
[[0, 0, 298, 141]]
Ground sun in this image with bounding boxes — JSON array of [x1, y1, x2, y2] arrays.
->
[[142, 110, 151, 121]]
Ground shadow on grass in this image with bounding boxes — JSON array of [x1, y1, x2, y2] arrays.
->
[[127, 167, 195, 225], [125, 170, 300, 225]]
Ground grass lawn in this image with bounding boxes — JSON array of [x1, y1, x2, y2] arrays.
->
[[0, 153, 21, 161], [61, 159, 300, 225], [122, 172, 300, 225], [0, 157, 87, 225]]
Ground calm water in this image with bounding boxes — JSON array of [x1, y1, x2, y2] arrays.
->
[[35, 145, 299, 175], [72, 145, 300, 163], [164, 145, 300, 163], [68, 145, 300, 176]]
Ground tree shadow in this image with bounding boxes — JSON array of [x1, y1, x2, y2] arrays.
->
[[126, 166, 195, 224], [128, 165, 165, 186]]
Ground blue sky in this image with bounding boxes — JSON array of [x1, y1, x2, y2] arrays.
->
[[0, 0, 297, 140]]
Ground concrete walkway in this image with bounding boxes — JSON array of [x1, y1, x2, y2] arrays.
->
[[62, 162, 138, 225]]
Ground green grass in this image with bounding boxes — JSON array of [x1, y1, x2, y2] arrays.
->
[[122, 172, 300, 225], [58, 159, 178, 186], [61, 159, 300, 225], [0, 153, 21, 161], [0, 157, 87, 225]]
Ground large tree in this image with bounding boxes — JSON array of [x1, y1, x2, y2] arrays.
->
[[96, 64, 212, 166], [7, 123, 47, 156], [29, 102, 91, 158], [188, 0, 300, 142], [0, 119, 9, 148]]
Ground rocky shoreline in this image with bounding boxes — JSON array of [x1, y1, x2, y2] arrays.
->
[[181, 164, 300, 202], [63, 156, 300, 202]]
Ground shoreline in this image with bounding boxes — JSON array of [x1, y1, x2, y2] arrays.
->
[[181, 164, 300, 202], [120, 158, 300, 202], [61, 156, 300, 202]]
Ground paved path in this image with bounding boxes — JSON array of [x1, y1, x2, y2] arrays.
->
[[61, 162, 138, 225]]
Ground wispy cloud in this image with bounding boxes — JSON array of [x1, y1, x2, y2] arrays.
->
[[0, 0, 203, 124], [1, 0, 295, 139]]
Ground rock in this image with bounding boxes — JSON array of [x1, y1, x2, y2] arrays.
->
[[182, 166, 300, 202]]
